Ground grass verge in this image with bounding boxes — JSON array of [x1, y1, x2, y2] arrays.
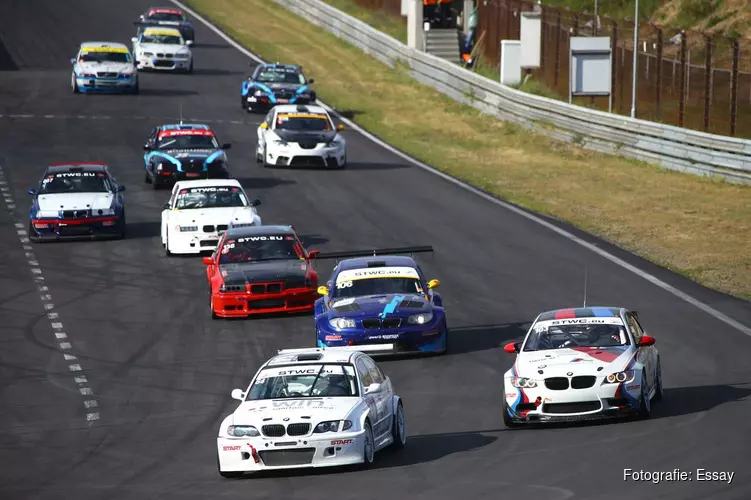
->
[[183, 0, 751, 300]]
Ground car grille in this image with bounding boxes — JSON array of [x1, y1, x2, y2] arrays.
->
[[288, 156, 326, 167], [180, 158, 204, 173], [361, 318, 402, 329], [261, 424, 285, 437], [543, 401, 601, 414], [201, 224, 229, 233], [155, 53, 175, 58], [59, 226, 94, 236], [544, 377, 569, 390], [571, 376, 596, 389], [96, 72, 118, 78], [61, 209, 89, 219], [249, 282, 283, 294], [298, 141, 319, 150], [247, 299, 285, 309], [261, 423, 311, 437], [286, 423, 311, 436], [258, 448, 315, 467]]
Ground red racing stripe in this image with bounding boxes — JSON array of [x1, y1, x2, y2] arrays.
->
[[554, 308, 576, 319], [571, 347, 621, 363]]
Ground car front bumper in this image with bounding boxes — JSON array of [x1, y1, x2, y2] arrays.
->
[[217, 430, 365, 472], [266, 144, 345, 169], [317, 318, 448, 355], [76, 76, 137, 92], [212, 288, 317, 317], [137, 56, 191, 71], [30, 216, 122, 240]]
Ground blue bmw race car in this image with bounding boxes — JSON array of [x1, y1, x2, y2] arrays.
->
[[241, 63, 316, 112], [314, 247, 448, 356]]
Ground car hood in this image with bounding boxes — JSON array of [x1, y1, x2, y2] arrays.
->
[[36, 192, 113, 212], [136, 42, 189, 53], [515, 347, 633, 377], [219, 259, 308, 285], [173, 207, 256, 226], [274, 129, 337, 145], [328, 293, 430, 318], [77, 61, 134, 73], [231, 397, 360, 426]]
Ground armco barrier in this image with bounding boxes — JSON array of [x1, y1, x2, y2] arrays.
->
[[273, 0, 751, 184]]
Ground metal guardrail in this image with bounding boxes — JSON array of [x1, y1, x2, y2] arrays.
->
[[273, 0, 751, 183]]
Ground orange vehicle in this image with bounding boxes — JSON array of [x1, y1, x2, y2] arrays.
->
[[203, 224, 320, 318]]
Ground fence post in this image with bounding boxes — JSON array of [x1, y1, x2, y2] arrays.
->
[[572, 13, 579, 36], [730, 38, 739, 136], [553, 9, 561, 88], [610, 18, 618, 114], [505, 0, 513, 40], [678, 30, 687, 127], [703, 33, 712, 132], [653, 24, 663, 121]]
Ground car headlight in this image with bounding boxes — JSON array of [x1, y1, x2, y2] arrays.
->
[[329, 318, 356, 329], [273, 140, 288, 146], [510, 376, 538, 388], [407, 312, 433, 325], [313, 420, 352, 433], [227, 425, 260, 437], [604, 370, 635, 384], [175, 53, 190, 59], [253, 90, 264, 96], [179, 226, 198, 232]]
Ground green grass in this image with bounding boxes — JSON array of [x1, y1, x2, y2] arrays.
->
[[183, 0, 751, 300]]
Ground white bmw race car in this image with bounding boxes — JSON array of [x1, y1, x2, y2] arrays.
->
[[502, 306, 662, 426], [131, 27, 193, 72], [256, 104, 347, 169], [160, 179, 262, 256], [70, 41, 138, 94], [216, 345, 406, 477]]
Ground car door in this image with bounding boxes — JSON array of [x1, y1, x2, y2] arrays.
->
[[626, 312, 653, 389], [361, 356, 390, 441]]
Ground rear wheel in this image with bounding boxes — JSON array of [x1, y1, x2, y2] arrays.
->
[[637, 374, 652, 419]]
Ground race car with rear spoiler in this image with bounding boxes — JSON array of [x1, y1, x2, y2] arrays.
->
[[136, 7, 195, 42], [313, 246, 448, 356]]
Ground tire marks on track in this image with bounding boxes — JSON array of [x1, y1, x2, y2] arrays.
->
[[0, 165, 99, 424]]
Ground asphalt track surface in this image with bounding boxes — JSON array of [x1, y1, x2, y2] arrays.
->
[[1, 1, 751, 499]]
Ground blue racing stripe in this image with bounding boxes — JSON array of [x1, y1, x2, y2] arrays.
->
[[590, 307, 615, 317], [380, 295, 404, 319]]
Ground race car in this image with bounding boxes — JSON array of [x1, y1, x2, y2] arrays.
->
[[203, 225, 321, 318], [314, 247, 447, 355], [502, 306, 663, 427], [216, 345, 406, 477], [143, 123, 231, 189], [136, 7, 195, 42], [70, 42, 138, 94], [241, 63, 316, 112], [27, 163, 126, 241], [161, 179, 262, 256], [256, 105, 346, 169], [131, 26, 193, 72]]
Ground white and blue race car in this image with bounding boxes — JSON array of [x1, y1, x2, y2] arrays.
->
[[70, 42, 138, 94]]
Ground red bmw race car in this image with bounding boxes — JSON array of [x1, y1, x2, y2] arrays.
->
[[203, 224, 320, 318]]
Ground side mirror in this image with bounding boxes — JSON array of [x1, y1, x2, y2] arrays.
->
[[308, 249, 320, 259], [308, 78, 315, 84], [250, 198, 261, 207], [143, 144, 151, 151], [231, 388, 245, 401], [221, 143, 232, 149], [317, 285, 328, 296], [70, 57, 76, 64], [28, 188, 37, 196], [202, 256, 215, 265], [186, 40, 193, 46], [503, 342, 519, 354], [117, 185, 126, 192], [364, 383, 381, 394], [336, 124, 345, 131], [260, 122, 268, 129], [638, 335, 655, 347], [427, 279, 440, 289], [131, 37, 138, 43], [161, 202, 170, 210]]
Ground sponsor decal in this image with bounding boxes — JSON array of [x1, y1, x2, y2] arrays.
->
[[277, 368, 318, 376], [150, 8, 182, 15], [237, 236, 283, 242], [331, 439, 353, 445], [177, 186, 236, 195], [336, 266, 420, 284], [43, 172, 98, 181], [158, 129, 215, 138], [505, 393, 517, 398], [143, 28, 181, 36], [223, 445, 241, 451], [534, 317, 624, 330], [325, 335, 342, 341], [332, 297, 356, 307], [368, 334, 399, 340], [81, 46, 130, 54]]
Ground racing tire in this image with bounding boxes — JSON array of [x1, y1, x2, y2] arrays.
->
[[262, 146, 272, 169], [390, 402, 406, 449], [28, 220, 41, 243], [217, 457, 242, 479], [360, 421, 375, 469], [255, 147, 262, 163], [503, 403, 522, 428], [71, 73, 79, 93], [144, 169, 151, 183], [636, 374, 652, 420], [210, 294, 218, 319], [131, 78, 139, 94], [652, 358, 663, 402], [164, 230, 172, 257], [152, 174, 162, 190], [187, 60, 193, 73]]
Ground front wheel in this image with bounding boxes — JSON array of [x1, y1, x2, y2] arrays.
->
[[71, 73, 79, 93], [503, 403, 521, 428], [636, 374, 652, 419], [360, 421, 375, 469], [262, 146, 272, 168], [652, 359, 663, 402], [391, 402, 406, 449], [131, 78, 139, 94]]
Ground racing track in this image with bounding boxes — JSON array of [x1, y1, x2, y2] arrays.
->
[[0, 1, 750, 499]]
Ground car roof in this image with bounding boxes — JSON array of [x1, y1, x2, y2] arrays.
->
[[45, 163, 107, 174], [337, 255, 418, 272], [79, 41, 129, 50], [174, 179, 242, 190], [159, 123, 211, 131], [142, 27, 182, 36], [259, 63, 301, 71], [224, 224, 296, 239], [535, 307, 625, 322], [264, 348, 359, 366], [273, 104, 328, 115]]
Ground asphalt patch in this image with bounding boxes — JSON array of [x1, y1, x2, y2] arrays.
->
[[0, 33, 17, 70]]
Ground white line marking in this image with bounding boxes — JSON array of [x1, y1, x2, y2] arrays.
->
[[63, 353, 77, 360], [55, 332, 67, 339], [59, 342, 71, 349], [173, 0, 751, 337], [14, 222, 22, 228], [86, 413, 100, 422], [74, 376, 88, 384], [51, 322, 63, 329], [84, 400, 98, 408], [68, 364, 82, 372], [80, 387, 93, 395], [7, 204, 15, 209]]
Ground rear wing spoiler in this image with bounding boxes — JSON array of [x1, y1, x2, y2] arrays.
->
[[312, 245, 434, 263]]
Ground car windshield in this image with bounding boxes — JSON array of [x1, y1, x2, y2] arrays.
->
[[148, 12, 184, 22], [141, 33, 182, 44], [218, 234, 305, 264], [39, 172, 110, 194], [156, 134, 219, 149], [174, 186, 247, 209], [247, 364, 358, 400], [332, 266, 424, 298], [79, 51, 132, 63], [256, 68, 305, 84], [523, 320, 630, 351], [275, 113, 331, 132]]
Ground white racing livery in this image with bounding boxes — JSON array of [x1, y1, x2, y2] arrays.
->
[[216, 345, 406, 477], [70, 42, 138, 94], [160, 179, 261, 255], [256, 105, 347, 169], [502, 306, 662, 426], [131, 27, 193, 72]]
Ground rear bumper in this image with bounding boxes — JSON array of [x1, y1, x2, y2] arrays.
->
[[30, 217, 123, 241], [212, 289, 317, 317]]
